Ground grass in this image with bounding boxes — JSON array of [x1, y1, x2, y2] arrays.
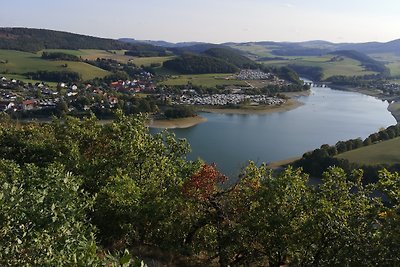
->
[[129, 56, 175, 67], [160, 73, 247, 87], [228, 44, 275, 58], [231, 42, 382, 79], [0, 49, 111, 81], [44, 49, 175, 67], [337, 137, 400, 165], [261, 56, 377, 80], [361, 52, 400, 77]]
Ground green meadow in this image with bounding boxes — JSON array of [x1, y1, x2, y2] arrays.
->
[[260, 56, 378, 80], [129, 56, 175, 67], [160, 73, 247, 87], [0, 50, 110, 81], [337, 137, 400, 165], [369, 53, 400, 77]]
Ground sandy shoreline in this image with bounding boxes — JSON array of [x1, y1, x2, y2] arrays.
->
[[197, 98, 304, 115], [148, 95, 305, 128], [147, 116, 208, 129]]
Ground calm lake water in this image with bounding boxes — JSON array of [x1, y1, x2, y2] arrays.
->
[[152, 86, 396, 178]]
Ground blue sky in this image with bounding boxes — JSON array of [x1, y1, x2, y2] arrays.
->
[[1, 0, 400, 43]]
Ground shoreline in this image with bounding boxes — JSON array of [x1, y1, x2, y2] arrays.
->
[[147, 116, 207, 129], [197, 98, 304, 115], [388, 102, 400, 123]]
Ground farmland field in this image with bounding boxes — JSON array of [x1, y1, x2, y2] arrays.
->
[[160, 73, 247, 87], [44, 49, 175, 67], [228, 43, 275, 58], [260, 56, 377, 80], [129, 56, 175, 67], [369, 53, 400, 77], [337, 137, 400, 165], [0, 50, 110, 80]]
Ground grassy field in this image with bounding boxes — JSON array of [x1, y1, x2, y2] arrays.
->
[[369, 53, 400, 77], [160, 73, 247, 87], [337, 137, 400, 165], [230, 43, 384, 79], [0, 50, 110, 81], [44, 49, 175, 67], [260, 56, 377, 80], [130, 56, 175, 67], [228, 43, 276, 58]]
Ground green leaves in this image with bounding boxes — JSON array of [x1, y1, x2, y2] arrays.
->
[[0, 161, 101, 266]]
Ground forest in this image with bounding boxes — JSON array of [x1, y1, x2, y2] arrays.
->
[[163, 54, 239, 74], [0, 112, 399, 266]]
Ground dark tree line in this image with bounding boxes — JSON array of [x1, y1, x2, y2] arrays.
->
[[41, 52, 80, 61], [164, 105, 196, 119], [288, 64, 324, 82], [124, 43, 168, 57], [25, 70, 81, 82]]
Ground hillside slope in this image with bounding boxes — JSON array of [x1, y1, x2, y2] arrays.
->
[[0, 28, 165, 54]]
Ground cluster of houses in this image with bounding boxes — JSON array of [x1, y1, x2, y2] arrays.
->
[[171, 94, 285, 106], [110, 79, 156, 93], [236, 69, 275, 80], [0, 73, 154, 113], [109, 71, 156, 93], [381, 82, 400, 94]]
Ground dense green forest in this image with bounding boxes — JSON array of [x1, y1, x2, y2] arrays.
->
[[124, 43, 168, 57], [1, 112, 399, 266], [25, 70, 81, 82], [287, 65, 324, 81], [0, 28, 162, 53], [163, 54, 239, 74]]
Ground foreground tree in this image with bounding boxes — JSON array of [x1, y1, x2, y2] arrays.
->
[[0, 161, 101, 266], [0, 112, 399, 266]]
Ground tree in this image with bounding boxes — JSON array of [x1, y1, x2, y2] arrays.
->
[[293, 168, 381, 266], [0, 160, 102, 266]]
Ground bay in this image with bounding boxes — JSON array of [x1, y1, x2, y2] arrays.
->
[[152, 86, 396, 178]]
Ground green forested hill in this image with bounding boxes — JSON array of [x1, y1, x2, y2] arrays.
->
[[163, 53, 239, 74], [203, 47, 258, 68], [329, 50, 389, 74], [0, 28, 166, 54]]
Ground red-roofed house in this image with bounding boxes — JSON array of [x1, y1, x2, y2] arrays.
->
[[22, 100, 36, 110]]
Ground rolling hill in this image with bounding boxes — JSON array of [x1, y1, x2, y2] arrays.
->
[[0, 28, 167, 55], [337, 137, 400, 165], [203, 47, 258, 68]]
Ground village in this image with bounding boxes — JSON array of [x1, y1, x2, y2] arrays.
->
[[0, 69, 156, 114], [0, 68, 297, 117]]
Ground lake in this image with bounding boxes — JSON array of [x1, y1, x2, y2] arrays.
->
[[152, 86, 396, 178]]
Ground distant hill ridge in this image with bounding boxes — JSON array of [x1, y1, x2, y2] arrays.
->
[[0, 28, 166, 54], [2, 27, 399, 56]]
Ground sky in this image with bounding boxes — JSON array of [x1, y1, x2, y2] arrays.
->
[[1, 0, 400, 43]]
